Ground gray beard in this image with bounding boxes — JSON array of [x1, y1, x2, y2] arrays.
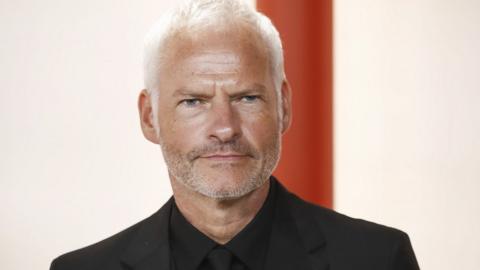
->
[[159, 135, 281, 201]]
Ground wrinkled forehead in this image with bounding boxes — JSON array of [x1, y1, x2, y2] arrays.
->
[[162, 26, 270, 70], [156, 28, 271, 86]]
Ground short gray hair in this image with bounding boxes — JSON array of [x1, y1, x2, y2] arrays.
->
[[143, 0, 285, 96]]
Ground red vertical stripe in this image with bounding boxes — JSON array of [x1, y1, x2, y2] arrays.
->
[[257, 0, 333, 207]]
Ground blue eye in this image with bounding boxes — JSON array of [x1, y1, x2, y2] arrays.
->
[[181, 98, 202, 107], [241, 95, 259, 102]]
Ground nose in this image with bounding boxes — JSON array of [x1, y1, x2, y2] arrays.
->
[[208, 101, 241, 143]]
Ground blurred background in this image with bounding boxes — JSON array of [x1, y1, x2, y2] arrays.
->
[[1, 0, 479, 269]]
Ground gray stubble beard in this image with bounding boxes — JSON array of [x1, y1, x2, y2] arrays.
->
[[159, 134, 281, 201]]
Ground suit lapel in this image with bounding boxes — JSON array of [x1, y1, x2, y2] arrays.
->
[[265, 179, 330, 270], [120, 198, 174, 270], [119, 180, 330, 270]]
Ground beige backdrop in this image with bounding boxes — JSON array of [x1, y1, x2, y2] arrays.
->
[[2, 0, 186, 269], [334, 1, 480, 269]]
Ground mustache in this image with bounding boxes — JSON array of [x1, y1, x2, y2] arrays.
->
[[187, 140, 259, 161]]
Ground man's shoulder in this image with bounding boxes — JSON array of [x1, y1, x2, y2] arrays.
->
[[50, 200, 172, 270], [50, 221, 141, 270], [282, 187, 419, 269], [286, 189, 410, 245]]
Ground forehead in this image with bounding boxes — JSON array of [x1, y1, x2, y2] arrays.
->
[[183, 51, 240, 75], [160, 28, 270, 78]]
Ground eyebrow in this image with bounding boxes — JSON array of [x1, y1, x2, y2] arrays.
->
[[172, 88, 211, 98], [244, 83, 267, 93], [172, 83, 268, 98]]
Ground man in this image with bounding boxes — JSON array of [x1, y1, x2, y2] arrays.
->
[[51, 0, 420, 269]]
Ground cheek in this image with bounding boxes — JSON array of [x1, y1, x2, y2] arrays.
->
[[157, 111, 206, 149], [240, 111, 280, 147]]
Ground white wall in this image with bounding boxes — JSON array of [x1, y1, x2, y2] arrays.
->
[[334, 1, 480, 269], [1, 1, 220, 269]]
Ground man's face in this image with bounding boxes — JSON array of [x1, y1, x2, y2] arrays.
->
[[140, 30, 290, 200]]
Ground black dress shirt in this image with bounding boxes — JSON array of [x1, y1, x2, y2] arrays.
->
[[170, 180, 277, 270]]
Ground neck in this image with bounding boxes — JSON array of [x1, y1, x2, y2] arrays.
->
[[171, 179, 270, 244]]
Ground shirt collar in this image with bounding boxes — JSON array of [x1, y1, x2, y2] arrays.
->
[[225, 178, 276, 270], [170, 202, 217, 270], [170, 178, 277, 270]]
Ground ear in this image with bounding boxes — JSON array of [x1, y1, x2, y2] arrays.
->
[[280, 80, 292, 134], [138, 89, 160, 144]]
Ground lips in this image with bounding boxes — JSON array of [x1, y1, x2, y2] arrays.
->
[[199, 152, 249, 161], [188, 143, 258, 162]]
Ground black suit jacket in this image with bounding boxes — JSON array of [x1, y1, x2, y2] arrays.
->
[[51, 179, 419, 270]]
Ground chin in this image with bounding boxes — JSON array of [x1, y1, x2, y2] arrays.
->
[[192, 173, 268, 201]]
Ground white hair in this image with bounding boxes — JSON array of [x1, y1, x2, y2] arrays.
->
[[143, 0, 285, 97]]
